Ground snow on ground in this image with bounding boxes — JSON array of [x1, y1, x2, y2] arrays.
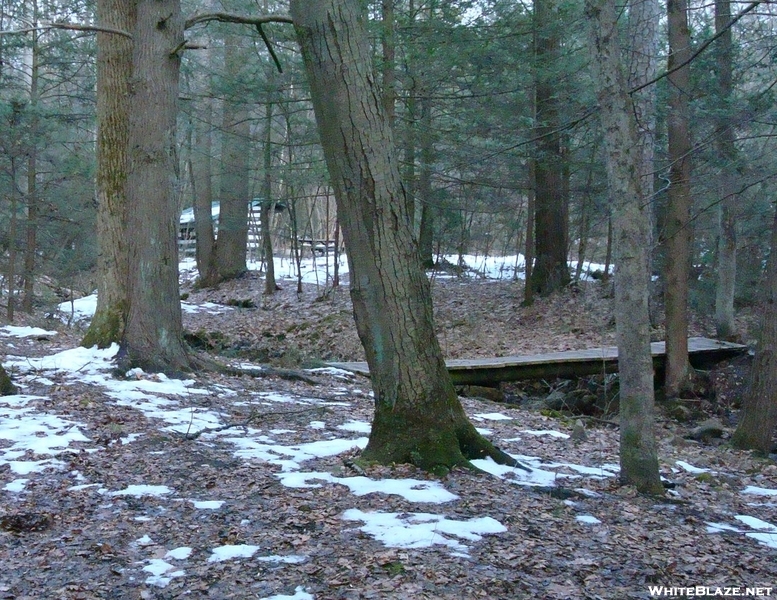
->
[[3, 256, 773, 593], [342, 509, 507, 553], [58, 252, 610, 326], [0, 325, 58, 338], [433, 253, 609, 281], [5, 334, 777, 581], [0, 334, 668, 591]]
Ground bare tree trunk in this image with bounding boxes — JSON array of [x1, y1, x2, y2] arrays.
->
[[627, 0, 660, 322], [602, 215, 613, 283], [531, 0, 570, 297], [714, 0, 738, 340], [664, 0, 693, 397], [262, 96, 278, 295], [732, 205, 777, 453], [291, 0, 521, 473], [22, 10, 39, 314], [119, 0, 189, 374], [586, 0, 663, 495], [190, 102, 216, 279], [575, 141, 598, 280], [6, 189, 18, 321], [417, 94, 434, 268], [204, 36, 250, 285], [82, 0, 135, 348], [524, 159, 536, 304]]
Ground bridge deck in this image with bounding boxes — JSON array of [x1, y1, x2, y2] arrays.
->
[[327, 337, 748, 386]]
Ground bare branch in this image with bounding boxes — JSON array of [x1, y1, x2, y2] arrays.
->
[[0, 22, 132, 39], [630, 0, 762, 95], [184, 12, 292, 30]]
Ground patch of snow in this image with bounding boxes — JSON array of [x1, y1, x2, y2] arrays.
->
[[3, 478, 29, 492], [277, 472, 458, 503], [343, 509, 506, 552], [707, 515, 777, 549], [7, 458, 66, 475], [143, 559, 185, 588], [227, 435, 369, 471], [576, 515, 602, 525], [308, 421, 326, 429], [56, 294, 98, 324], [258, 586, 314, 600], [676, 460, 710, 474], [742, 486, 777, 496], [110, 485, 173, 497], [0, 394, 90, 467], [0, 325, 57, 338], [473, 413, 512, 421], [255, 554, 306, 564], [336, 420, 372, 434], [166, 547, 193, 560], [190, 500, 225, 510], [181, 301, 232, 315], [135, 535, 154, 546], [472, 455, 618, 487], [735, 515, 777, 532], [208, 544, 261, 563], [307, 367, 354, 379]]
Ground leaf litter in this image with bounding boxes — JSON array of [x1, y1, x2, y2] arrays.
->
[[0, 255, 775, 599]]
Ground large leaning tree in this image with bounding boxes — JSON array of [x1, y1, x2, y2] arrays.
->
[[586, 0, 663, 494], [290, 0, 524, 474]]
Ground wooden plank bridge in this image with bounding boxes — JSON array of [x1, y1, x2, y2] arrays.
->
[[327, 337, 748, 386]]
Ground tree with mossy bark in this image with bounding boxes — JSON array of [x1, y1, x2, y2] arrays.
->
[[81, 0, 134, 349], [0, 363, 16, 396], [290, 0, 525, 474], [586, 0, 663, 495]]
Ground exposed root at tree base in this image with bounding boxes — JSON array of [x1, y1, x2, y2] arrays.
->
[[458, 426, 532, 472]]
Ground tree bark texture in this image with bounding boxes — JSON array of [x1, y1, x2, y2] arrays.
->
[[191, 102, 216, 279], [82, 0, 135, 348], [664, 0, 693, 397], [291, 0, 519, 473], [627, 0, 661, 324], [417, 95, 434, 268], [714, 0, 738, 341], [731, 205, 777, 454], [531, 0, 570, 297], [22, 13, 39, 315], [586, 0, 663, 494], [120, 0, 189, 374], [205, 35, 250, 284], [262, 96, 278, 295]]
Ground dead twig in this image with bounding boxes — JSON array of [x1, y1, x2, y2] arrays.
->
[[179, 407, 328, 440]]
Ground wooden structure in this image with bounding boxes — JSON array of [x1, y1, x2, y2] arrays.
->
[[327, 337, 748, 386]]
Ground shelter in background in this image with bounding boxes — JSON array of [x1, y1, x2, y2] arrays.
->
[[179, 199, 276, 260]]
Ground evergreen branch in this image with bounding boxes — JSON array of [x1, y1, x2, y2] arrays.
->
[[0, 22, 132, 39], [184, 12, 292, 31], [629, 0, 762, 96]]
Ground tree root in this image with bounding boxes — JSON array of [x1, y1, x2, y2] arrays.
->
[[458, 425, 532, 472]]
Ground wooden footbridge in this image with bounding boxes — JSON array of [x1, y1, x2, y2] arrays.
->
[[327, 337, 748, 386]]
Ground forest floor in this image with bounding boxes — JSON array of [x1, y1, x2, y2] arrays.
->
[[1, 259, 775, 600]]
